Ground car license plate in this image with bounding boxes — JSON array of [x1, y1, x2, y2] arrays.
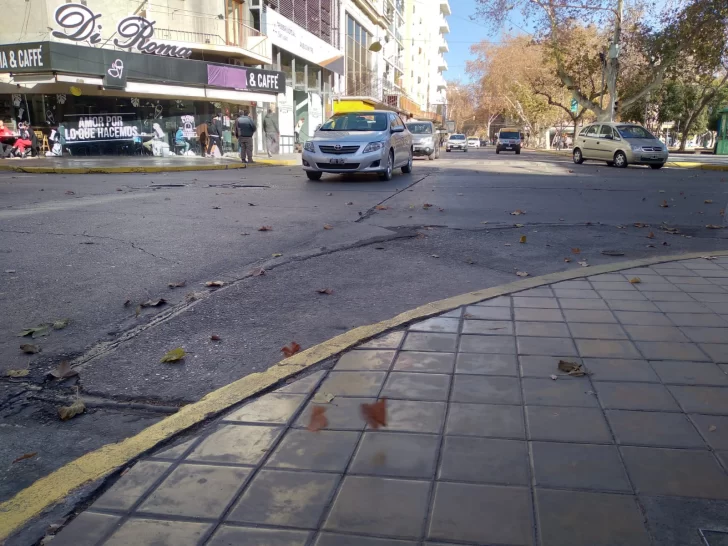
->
[[329, 158, 346, 165], [505, 146, 512, 149], [651, 155, 658, 160]]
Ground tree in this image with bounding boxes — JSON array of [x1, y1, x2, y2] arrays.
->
[[445, 81, 478, 133]]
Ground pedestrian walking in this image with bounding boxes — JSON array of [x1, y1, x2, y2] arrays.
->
[[295, 117, 305, 144], [206, 113, 223, 157], [262, 108, 279, 157], [235, 109, 257, 164]]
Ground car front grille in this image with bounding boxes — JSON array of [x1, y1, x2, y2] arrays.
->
[[642, 146, 663, 152], [316, 162, 360, 170], [319, 145, 359, 155]]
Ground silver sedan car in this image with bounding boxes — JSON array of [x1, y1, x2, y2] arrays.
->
[[302, 110, 413, 181]]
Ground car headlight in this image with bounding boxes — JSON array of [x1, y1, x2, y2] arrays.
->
[[303, 141, 315, 152], [363, 141, 385, 153], [631, 145, 643, 152]]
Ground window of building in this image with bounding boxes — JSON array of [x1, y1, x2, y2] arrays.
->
[[346, 14, 373, 96]]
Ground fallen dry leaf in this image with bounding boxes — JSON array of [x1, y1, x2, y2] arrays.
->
[[312, 392, 335, 404], [361, 398, 387, 429], [431, 254, 440, 258], [705, 200, 714, 204], [58, 400, 85, 421], [550, 374, 558, 380], [160, 347, 186, 363], [374, 205, 389, 210], [647, 232, 655, 239], [281, 342, 302, 358], [7, 369, 30, 378], [660, 200, 669, 208], [634, 222, 648, 228], [210, 335, 221, 341], [510, 209, 526, 216], [251, 268, 266, 277], [168, 281, 186, 288], [316, 288, 334, 295], [323, 224, 334, 230], [630, 277, 642, 284], [706, 224, 725, 229], [516, 271, 529, 277], [709, 425, 717, 432], [186, 291, 205, 302], [564, 257, 572, 263], [212, 206, 221, 209], [258, 226, 273, 231], [141, 298, 167, 307], [65, 190, 75, 195], [519, 235, 527, 244], [123, 299, 132, 307], [514, 223, 524, 228], [568, 169, 574, 173], [346, 201, 354, 205], [616, 225, 626, 229], [18, 324, 51, 338], [52, 319, 70, 330], [578, 261, 589, 267], [49, 361, 78, 380], [571, 248, 581, 254], [558, 360, 588, 377], [135, 305, 142, 317], [307, 406, 328, 432], [423, 203, 433, 209], [272, 253, 283, 257], [205, 281, 225, 287], [20, 344, 40, 354], [662, 227, 680, 234], [12, 452, 37, 464]]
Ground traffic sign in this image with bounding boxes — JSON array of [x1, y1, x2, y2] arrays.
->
[[570, 99, 578, 113]]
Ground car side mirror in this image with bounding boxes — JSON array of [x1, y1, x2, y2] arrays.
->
[[391, 125, 405, 133]]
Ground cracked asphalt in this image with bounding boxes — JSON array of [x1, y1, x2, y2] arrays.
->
[[1, 149, 727, 506]]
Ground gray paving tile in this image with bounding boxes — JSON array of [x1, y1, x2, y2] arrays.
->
[[641, 291, 696, 302], [208, 527, 309, 546], [606, 410, 705, 448], [224, 393, 306, 424], [656, 301, 713, 314], [651, 268, 697, 277], [350, 432, 439, 478], [553, 289, 601, 299], [526, 406, 612, 443], [402, 332, 458, 352], [464, 305, 511, 320], [564, 309, 618, 323], [596, 272, 642, 281], [318, 371, 387, 397], [428, 483, 533, 545], [651, 361, 728, 385], [459, 334, 516, 354], [557, 297, 610, 310], [569, 323, 628, 340], [439, 308, 463, 318], [451, 375, 522, 404], [276, 371, 326, 394], [621, 446, 728, 499], [473, 297, 511, 307], [600, 290, 647, 301], [594, 382, 681, 411], [704, 302, 728, 315], [669, 386, 728, 414], [666, 275, 715, 285], [455, 353, 518, 376], [590, 281, 638, 291], [514, 308, 564, 322], [104, 518, 210, 546], [446, 402, 525, 439], [613, 311, 674, 326], [296, 397, 372, 430], [187, 425, 281, 465], [576, 339, 641, 359], [93, 461, 170, 511], [438, 436, 529, 485], [515, 287, 554, 297], [606, 300, 661, 312], [520, 355, 583, 378], [515, 321, 570, 337], [623, 325, 689, 342], [335, 350, 396, 371], [385, 399, 447, 433], [694, 293, 728, 303], [531, 442, 631, 492], [552, 280, 592, 289], [536, 489, 650, 546], [380, 372, 450, 401], [513, 297, 560, 308], [634, 282, 679, 292], [358, 331, 405, 349], [584, 358, 659, 382], [462, 319, 514, 335], [702, 343, 728, 363], [138, 464, 250, 518], [636, 341, 711, 361], [680, 284, 728, 293], [315, 535, 416, 546], [153, 438, 196, 460], [517, 336, 578, 356], [392, 351, 455, 373], [667, 313, 728, 327], [52, 512, 121, 546], [227, 469, 338, 528], [324, 476, 429, 538], [690, 414, 728, 450], [408, 317, 461, 333], [522, 378, 599, 407], [266, 430, 360, 472]]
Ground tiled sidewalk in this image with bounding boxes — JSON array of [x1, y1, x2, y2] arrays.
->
[[53, 258, 728, 546]]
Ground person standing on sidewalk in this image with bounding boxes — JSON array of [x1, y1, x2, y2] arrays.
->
[[263, 108, 279, 157], [206, 113, 223, 157], [295, 116, 305, 144], [235, 109, 256, 164]]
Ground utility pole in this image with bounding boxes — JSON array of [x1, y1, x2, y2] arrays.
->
[[606, 0, 623, 122]]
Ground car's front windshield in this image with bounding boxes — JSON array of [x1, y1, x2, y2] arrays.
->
[[500, 132, 520, 139], [320, 113, 388, 131], [616, 125, 654, 139], [450, 135, 466, 140], [407, 123, 433, 134]]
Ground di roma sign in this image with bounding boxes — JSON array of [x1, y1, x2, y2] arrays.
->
[[52, 3, 192, 59]]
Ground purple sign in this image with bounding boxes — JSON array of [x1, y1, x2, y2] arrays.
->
[[206, 64, 285, 93], [207, 64, 247, 90]]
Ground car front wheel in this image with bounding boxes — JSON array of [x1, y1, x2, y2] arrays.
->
[[402, 149, 413, 173], [379, 150, 394, 181], [573, 148, 584, 164], [614, 151, 628, 168], [306, 171, 322, 180]]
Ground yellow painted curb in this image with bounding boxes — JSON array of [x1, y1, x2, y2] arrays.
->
[[529, 149, 728, 171], [2, 249, 728, 540], [0, 159, 296, 174]]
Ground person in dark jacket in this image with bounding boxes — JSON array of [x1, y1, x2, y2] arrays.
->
[[235, 109, 257, 164], [206, 113, 223, 157], [262, 108, 279, 157]]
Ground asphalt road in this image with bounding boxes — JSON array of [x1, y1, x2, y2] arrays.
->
[[1, 148, 727, 506]]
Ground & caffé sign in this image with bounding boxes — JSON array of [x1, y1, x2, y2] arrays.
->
[[52, 3, 193, 59]]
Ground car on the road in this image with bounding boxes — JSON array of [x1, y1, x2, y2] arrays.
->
[[495, 128, 522, 154], [468, 137, 481, 148], [446, 133, 468, 152], [572, 122, 668, 169], [406, 120, 439, 160], [302, 110, 413, 181]]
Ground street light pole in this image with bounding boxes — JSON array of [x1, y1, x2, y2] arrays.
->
[[606, 0, 624, 122]]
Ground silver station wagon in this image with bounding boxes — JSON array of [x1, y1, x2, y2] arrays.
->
[[573, 122, 669, 169], [302, 111, 413, 181]]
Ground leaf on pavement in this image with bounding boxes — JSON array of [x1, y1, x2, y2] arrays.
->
[[54, 319, 71, 331], [578, 261, 589, 267], [423, 203, 433, 209], [272, 253, 283, 257], [516, 271, 529, 277], [374, 205, 389, 210], [281, 342, 302, 358], [20, 344, 40, 354], [629, 277, 642, 284], [558, 360, 588, 377], [550, 374, 558, 380], [251, 268, 266, 276], [141, 298, 167, 307], [706, 224, 725, 229], [662, 227, 680, 234], [647, 232, 655, 239], [65, 190, 75, 195], [361, 398, 387, 429], [633, 222, 648, 228], [323, 224, 334, 230], [346, 201, 354, 205], [705, 200, 714, 204], [519, 235, 527, 244], [571, 248, 581, 254], [316, 288, 334, 295], [431, 254, 440, 258], [168, 281, 186, 288], [7, 369, 30, 378], [186, 291, 205, 302], [601, 250, 624, 257], [124, 299, 132, 307], [258, 225, 273, 231], [307, 406, 328, 432], [510, 209, 525, 216], [58, 400, 85, 421], [312, 392, 335, 404], [205, 280, 225, 287], [616, 225, 626, 229], [660, 200, 669, 208], [210, 335, 221, 341], [12, 452, 37, 464], [564, 257, 572, 263], [18, 324, 51, 338], [212, 206, 221, 209], [49, 361, 78, 379], [160, 347, 186, 363], [514, 223, 524, 228], [709, 425, 717, 432]]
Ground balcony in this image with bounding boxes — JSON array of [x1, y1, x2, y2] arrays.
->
[[439, 15, 450, 34], [439, 37, 449, 53], [440, 0, 452, 16], [437, 57, 448, 72]]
